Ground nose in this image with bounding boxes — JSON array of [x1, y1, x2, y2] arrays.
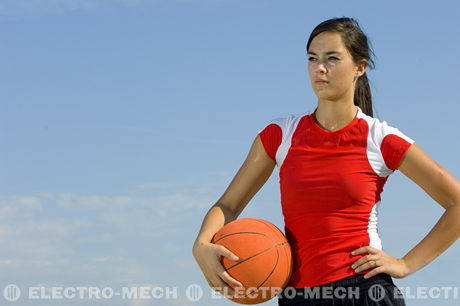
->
[[315, 62, 327, 74]]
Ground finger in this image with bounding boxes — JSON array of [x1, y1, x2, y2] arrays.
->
[[220, 270, 244, 288], [352, 245, 379, 256], [211, 273, 238, 296], [363, 266, 384, 279], [215, 261, 244, 288], [355, 259, 382, 273], [351, 247, 365, 255], [218, 245, 239, 261], [351, 254, 378, 269]]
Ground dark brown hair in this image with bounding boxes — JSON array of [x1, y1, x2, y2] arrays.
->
[[306, 17, 376, 117]]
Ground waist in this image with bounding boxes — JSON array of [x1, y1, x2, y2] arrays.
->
[[285, 234, 381, 288], [284, 212, 373, 241], [320, 272, 394, 288]]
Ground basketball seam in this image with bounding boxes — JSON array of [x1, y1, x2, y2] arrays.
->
[[251, 219, 292, 288], [229, 242, 288, 300], [256, 242, 280, 289], [213, 231, 274, 243], [225, 241, 288, 271], [251, 219, 286, 240], [242, 247, 279, 300]]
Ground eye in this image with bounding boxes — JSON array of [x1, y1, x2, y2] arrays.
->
[[329, 56, 339, 61], [308, 57, 316, 61]]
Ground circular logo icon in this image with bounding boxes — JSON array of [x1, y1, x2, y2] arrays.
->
[[368, 284, 385, 302], [3, 284, 21, 302], [186, 284, 203, 302]]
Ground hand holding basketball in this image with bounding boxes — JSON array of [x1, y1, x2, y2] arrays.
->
[[211, 218, 293, 304], [192, 240, 244, 296]]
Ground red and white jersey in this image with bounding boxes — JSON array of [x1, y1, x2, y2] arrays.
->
[[258, 105, 415, 288]]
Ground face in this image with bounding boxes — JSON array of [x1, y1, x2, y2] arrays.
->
[[307, 31, 366, 101]]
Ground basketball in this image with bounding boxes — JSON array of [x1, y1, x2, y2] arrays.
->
[[211, 218, 293, 304]]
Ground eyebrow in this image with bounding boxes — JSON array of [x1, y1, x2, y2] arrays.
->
[[307, 51, 342, 55]]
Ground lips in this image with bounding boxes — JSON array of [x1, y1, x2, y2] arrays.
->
[[315, 79, 328, 84]]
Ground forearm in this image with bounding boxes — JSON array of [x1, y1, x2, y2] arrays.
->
[[192, 203, 237, 249], [402, 205, 460, 276]]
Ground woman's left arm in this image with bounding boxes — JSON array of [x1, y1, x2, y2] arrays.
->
[[351, 143, 460, 279], [396, 142, 460, 276]]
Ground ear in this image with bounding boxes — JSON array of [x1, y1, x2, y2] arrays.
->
[[355, 59, 368, 78]]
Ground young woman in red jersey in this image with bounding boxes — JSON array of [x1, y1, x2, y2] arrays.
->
[[192, 17, 460, 305]]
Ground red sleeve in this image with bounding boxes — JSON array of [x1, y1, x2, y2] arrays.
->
[[380, 134, 414, 170], [258, 123, 282, 162]]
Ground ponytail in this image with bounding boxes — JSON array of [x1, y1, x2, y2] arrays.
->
[[354, 72, 373, 117]]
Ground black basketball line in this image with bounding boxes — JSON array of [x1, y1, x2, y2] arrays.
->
[[227, 242, 288, 299], [225, 243, 272, 270], [251, 219, 286, 241], [251, 219, 291, 285], [255, 241, 279, 289], [224, 239, 289, 271], [256, 242, 289, 289], [213, 231, 273, 244]]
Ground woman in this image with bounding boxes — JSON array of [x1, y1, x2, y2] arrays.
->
[[192, 17, 460, 305]]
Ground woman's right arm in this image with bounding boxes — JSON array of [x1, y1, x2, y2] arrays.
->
[[192, 134, 276, 296]]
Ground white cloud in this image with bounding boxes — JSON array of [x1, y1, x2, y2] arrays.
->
[[0, 187, 213, 288], [0, 190, 210, 247], [0, 195, 43, 218]]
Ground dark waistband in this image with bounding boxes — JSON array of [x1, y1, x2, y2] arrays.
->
[[281, 273, 395, 293], [323, 273, 394, 288], [278, 273, 397, 302]]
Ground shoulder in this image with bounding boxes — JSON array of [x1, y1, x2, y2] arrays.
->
[[258, 112, 306, 135], [257, 112, 306, 166], [357, 110, 416, 173], [357, 110, 415, 145]]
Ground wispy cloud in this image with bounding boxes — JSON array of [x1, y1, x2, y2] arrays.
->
[[0, 188, 213, 284]]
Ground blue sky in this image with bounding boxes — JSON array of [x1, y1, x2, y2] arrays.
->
[[1, 0, 459, 305]]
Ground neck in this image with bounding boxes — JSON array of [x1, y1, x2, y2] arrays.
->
[[313, 100, 357, 132]]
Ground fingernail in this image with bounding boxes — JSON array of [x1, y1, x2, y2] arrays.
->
[[232, 256, 239, 260], [351, 251, 355, 255]]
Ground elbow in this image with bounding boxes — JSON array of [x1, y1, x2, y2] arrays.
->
[[213, 202, 238, 223]]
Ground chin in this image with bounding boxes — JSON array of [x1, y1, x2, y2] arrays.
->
[[314, 91, 333, 100]]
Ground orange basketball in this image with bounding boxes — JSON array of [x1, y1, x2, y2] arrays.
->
[[211, 218, 293, 304]]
